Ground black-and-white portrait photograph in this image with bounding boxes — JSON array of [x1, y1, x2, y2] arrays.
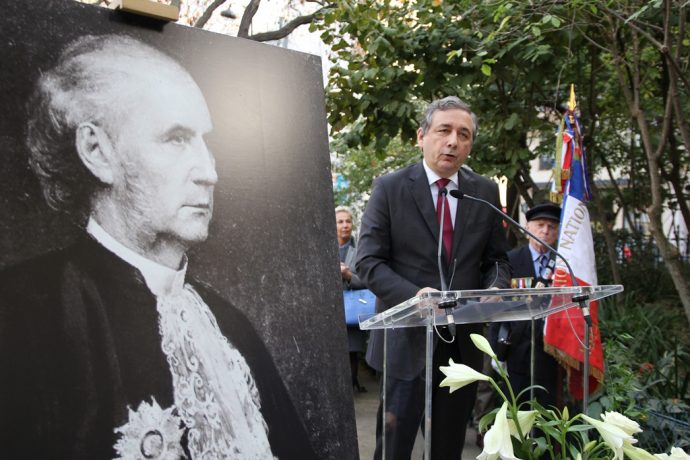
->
[[0, 1, 356, 458]]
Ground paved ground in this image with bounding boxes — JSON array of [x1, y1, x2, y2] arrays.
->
[[353, 366, 483, 459]]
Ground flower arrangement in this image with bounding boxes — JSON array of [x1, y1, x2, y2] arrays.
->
[[439, 333, 690, 460]]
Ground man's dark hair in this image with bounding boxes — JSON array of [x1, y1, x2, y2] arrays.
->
[[419, 96, 479, 140]]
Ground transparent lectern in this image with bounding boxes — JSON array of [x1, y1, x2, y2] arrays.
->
[[358, 285, 623, 459]]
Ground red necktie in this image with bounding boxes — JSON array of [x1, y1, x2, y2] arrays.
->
[[436, 178, 453, 264]]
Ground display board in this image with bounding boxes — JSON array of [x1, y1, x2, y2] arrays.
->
[[0, 0, 356, 458]]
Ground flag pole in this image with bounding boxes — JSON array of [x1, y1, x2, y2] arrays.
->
[[572, 292, 592, 413], [566, 85, 592, 414]]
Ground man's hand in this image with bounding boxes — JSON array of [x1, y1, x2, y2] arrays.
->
[[340, 262, 353, 281], [416, 287, 438, 297], [481, 286, 502, 303]]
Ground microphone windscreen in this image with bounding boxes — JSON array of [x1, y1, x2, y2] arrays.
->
[[449, 189, 464, 199]]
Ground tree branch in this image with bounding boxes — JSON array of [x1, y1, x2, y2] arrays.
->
[[249, 11, 319, 42], [600, 3, 690, 94], [194, 0, 226, 28], [238, 0, 261, 38]]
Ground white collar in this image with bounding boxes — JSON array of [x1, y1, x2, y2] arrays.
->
[[86, 218, 187, 297], [422, 159, 459, 187]]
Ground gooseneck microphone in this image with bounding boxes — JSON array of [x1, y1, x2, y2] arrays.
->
[[448, 189, 591, 324], [436, 187, 457, 338], [450, 189, 595, 410], [448, 189, 576, 283]]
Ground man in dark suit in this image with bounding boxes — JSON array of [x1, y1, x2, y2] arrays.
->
[[489, 202, 562, 408], [356, 96, 511, 459], [0, 34, 316, 459]]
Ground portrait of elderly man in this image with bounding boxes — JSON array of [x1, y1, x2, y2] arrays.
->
[[0, 33, 317, 459]]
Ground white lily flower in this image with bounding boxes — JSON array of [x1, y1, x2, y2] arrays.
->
[[471, 333, 497, 359], [655, 447, 690, 460], [439, 358, 489, 393], [508, 410, 538, 439], [582, 414, 636, 460], [477, 402, 519, 460], [602, 411, 642, 436], [623, 444, 658, 460]]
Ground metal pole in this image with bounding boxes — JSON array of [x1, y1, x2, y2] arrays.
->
[[530, 317, 536, 403], [424, 321, 434, 460], [572, 294, 592, 415], [582, 319, 590, 413], [382, 328, 387, 460]]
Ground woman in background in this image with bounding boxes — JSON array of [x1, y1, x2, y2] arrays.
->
[[336, 205, 368, 393]]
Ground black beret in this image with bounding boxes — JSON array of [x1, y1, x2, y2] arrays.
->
[[526, 202, 561, 222]]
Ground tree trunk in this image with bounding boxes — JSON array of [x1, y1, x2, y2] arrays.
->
[[599, 154, 637, 232], [666, 11, 690, 233], [609, 21, 690, 325]]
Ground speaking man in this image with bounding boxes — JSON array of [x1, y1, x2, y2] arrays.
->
[[0, 34, 316, 459], [356, 96, 511, 459]]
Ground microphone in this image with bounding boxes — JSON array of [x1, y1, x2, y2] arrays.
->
[[448, 189, 576, 284], [448, 189, 591, 323], [437, 187, 456, 337]]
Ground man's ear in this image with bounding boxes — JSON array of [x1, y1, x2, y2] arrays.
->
[[75, 122, 116, 185], [416, 127, 424, 148]]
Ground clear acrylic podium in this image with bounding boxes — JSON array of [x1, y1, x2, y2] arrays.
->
[[359, 285, 623, 459]]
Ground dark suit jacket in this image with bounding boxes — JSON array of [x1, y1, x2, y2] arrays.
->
[[489, 245, 537, 370], [0, 236, 316, 459], [356, 162, 510, 380], [508, 245, 536, 279], [489, 245, 558, 406]]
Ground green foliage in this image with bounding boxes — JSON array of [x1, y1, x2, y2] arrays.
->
[[588, 335, 645, 418], [592, 292, 690, 450], [316, 0, 689, 204], [593, 230, 680, 303], [331, 135, 421, 208], [588, 226, 690, 450], [317, 0, 580, 183]]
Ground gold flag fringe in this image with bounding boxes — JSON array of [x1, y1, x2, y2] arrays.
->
[[544, 342, 604, 383]]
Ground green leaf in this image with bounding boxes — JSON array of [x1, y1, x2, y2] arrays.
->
[[478, 409, 498, 433], [497, 15, 511, 32], [446, 48, 463, 63], [532, 436, 548, 457], [567, 443, 582, 460], [481, 63, 492, 76], [539, 424, 561, 439], [504, 113, 519, 130], [568, 424, 594, 433]]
